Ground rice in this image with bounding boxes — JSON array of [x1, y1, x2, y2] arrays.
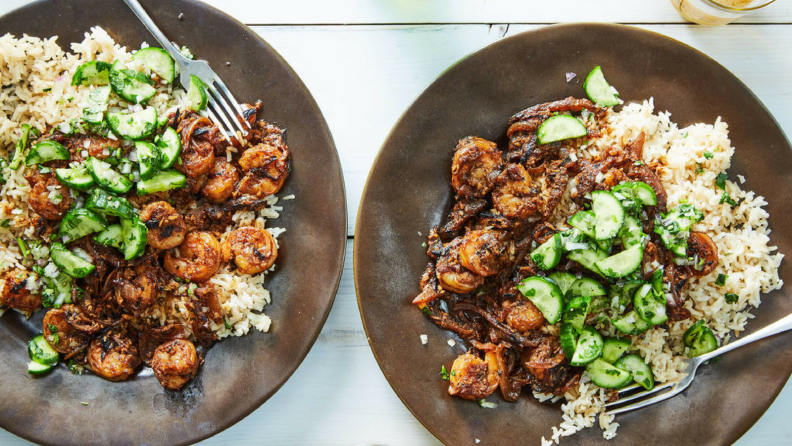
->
[[0, 28, 283, 338], [542, 99, 783, 443]]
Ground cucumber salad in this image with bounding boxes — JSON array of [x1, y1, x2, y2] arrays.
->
[[411, 66, 749, 416], [1, 36, 292, 390]]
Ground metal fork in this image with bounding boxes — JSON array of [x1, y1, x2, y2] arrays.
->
[[121, 0, 250, 142], [605, 313, 792, 415]]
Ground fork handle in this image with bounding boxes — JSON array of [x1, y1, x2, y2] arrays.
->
[[121, 0, 188, 63], [697, 312, 792, 363]]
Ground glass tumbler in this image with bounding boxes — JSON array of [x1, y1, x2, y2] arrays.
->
[[670, 0, 777, 25]]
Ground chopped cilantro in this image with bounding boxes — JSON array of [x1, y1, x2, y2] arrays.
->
[[633, 160, 645, 166], [715, 274, 728, 286], [695, 163, 704, 175], [715, 173, 727, 190], [42, 87, 52, 92], [720, 193, 737, 207], [703, 151, 714, 159], [439, 365, 450, 381], [724, 293, 739, 304], [0, 219, 10, 228], [81, 402, 89, 406], [223, 316, 232, 330], [421, 306, 431, 317]]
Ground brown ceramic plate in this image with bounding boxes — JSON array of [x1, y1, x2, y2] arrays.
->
[[356, 23, 791, 445], [0, 0, 346, 445]]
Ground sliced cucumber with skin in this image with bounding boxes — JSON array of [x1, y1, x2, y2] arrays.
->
[[633, 283, 668, 325], [566, 277, 607, 299], [86, 188, 136, 219], [27, 360, 55, 375], [567, 247, 608, 275], [71, 61, 112, 86], [602, 337, 631, 364], [560, 323, 578, 359], [94, 224, 123, 248], [121, 217, 148, 260], [612, 310, 653, 336], [536, 115, 587, 145], [559, 228, 589, 252], [187, 75, 209, 111], [155, 126, 182, 169], [683, 320, 719, 358], [50, 243, 95, 279], [612, 181, 657, 206], [132, 47, 175, 83], [516, 276, 565, 324], [530, 233, 562, 270], [107, 107, 158, 140], [55, 165, 95, 191], [82, 85, 112, 125], [28, 334, 59, 366], [58, 208, 108, 242], [86, 156, 133, 194], [547, 271, 577, 296], [654, 204, 704, 257], [25, 140, 70, 166], [621, 280, 646, 307], [136, 169, 187, 195], [592, 190, 625, 241], [583, 66, 619, 107], [596, 237, 613, 254], [620, 214, 646, 249], [109, 61, 157, 104], [585, 358, 632, 389], [614, 354, 655, 390], [563, 295, 592, 333], [595, 244, 644, 278], [134, 141, 161, 181], [568, 211, 596, 239], [570, 325, 604, 366]]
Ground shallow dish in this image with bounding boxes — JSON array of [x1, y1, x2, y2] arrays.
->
[[355, 23, 791, 445]]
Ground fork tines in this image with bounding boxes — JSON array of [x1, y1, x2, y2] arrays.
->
[[604, 382, 678, 415], [205, 77, 250, 143]]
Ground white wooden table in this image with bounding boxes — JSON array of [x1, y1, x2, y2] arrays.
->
[[2, 0, 791, 444]]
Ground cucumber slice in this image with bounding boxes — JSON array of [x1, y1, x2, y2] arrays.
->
[[82, 85, 112, 125], [583, 66, 619, 107], [86, 156, 133, 194], [654, 204, 704, 257], [559, 228, 589, 252], [58, 208, 108, 242], [570, 325, 603, 366], [683, 320, 719, 358], [109, 62, 157, 104], [560, 323, 578, 359], [28, 334, 59, 366], [536, 115, 587, 145], [516, 276, 564, 324], [187, 75, 208, 112], [50, 242, 95, 279], [71, 61, 112, 86], [594, 244, 644, 278], [107, 107, 158, 140], [55, 165, 95, 191], [27, 360, 54, 375], [94, 224, 123, 248], [86, 188, 136, 219], [121, 217, 148, 260], [132, 47, 175, 83], [612, 181, 657, 206], [596, 237, 613, 254], [614, 354, 655, 390], [10, 124, 36, 170], [547, 271, 577, 296], [633, 283, 668, 325], [25, 140, 70, 166], [136, 169, 187, 195], [134, 141, 162, 180], [567, 248, 608, 275], [566, 277, 607, 299], [530, 233, 562, 270], [585, 358, 632, 389], [591, 190, 625, 241], [619, 214, 646, 249], [601, 337, 631, 364], [621, 280, 646, 306], [563, 295, 592, 333], [612, 310, 653, 336], [155, 126, 182, 169], [568, 211, 596, 239]]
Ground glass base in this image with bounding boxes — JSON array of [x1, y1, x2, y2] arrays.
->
[[670, 0, 745, 25]]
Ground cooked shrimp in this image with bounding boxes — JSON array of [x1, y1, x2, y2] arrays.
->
[[177, 115, 216, 177], [448, 350, 499, 400], [87, 327, 141, 381], [221, 227, 278, 274], [458, 230, 508, 277], [151, 339, 199, 390], [140, 201, 187, 250], [503, 299, 545, 333], [201, 158, 239, 203], [687, 231, 718, 277], [435, 238, 483, 294], [164, 232, 221, 282], [491, 163, 540, 220], [42, 306, 90, 359], [112, 261, 159, 315], [0, 269, 41, 313], [451, 136, 503, 198], [235, 142, 290, 198], [24, 170, 71, 220]]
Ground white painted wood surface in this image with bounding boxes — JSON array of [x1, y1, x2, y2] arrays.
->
[[1, 1, 791, 445]]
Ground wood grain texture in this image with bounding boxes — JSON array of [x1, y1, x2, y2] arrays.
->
[[1, 0, 791, 445]]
